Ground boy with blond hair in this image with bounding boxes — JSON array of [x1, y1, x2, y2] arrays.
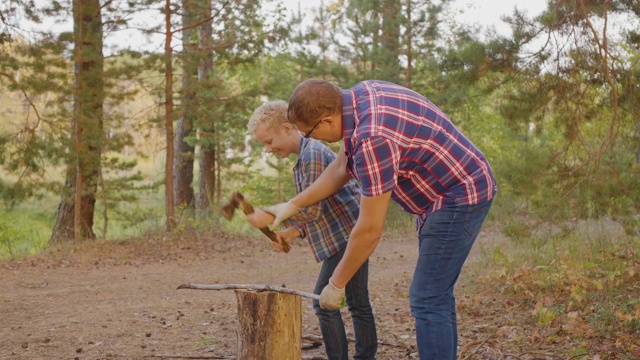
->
[[245, 100, 377, 360]]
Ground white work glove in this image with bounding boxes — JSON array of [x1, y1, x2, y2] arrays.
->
[[264, 200, 302, 228], [319, 278, 346, 310]]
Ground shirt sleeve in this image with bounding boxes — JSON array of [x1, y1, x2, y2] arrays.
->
[[352, 136, 400, 197], [282, 147, 326, 232]]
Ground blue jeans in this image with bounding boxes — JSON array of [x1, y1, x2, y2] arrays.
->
[[314, 247, 377, 360], [409, 199, 493, 360]]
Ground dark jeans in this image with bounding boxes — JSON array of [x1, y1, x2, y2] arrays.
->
[[409, 198, 493, 360], [313, 247, 377, 360]]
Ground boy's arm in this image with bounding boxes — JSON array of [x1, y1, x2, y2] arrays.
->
[[246, 208, 275, 228], [270, 144, 352, 226], [270, 227, 302, 252]]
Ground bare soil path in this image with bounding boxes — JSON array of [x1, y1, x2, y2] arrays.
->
[[0, 227, 500, 360]]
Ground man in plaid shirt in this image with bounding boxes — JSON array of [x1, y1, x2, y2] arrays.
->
[[265, 80, 497, 360], [245, 100, 377, 360]]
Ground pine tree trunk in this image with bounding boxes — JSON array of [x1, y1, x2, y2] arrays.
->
[[173, 115, 195, 209], [164, 0, 176, 230], [50, 187, 75, 243], [405, 0, 413, 88], [51, 0, 103, 243], [173, 0, 197, 211], [196, 0, 215, 210], [198, 148, 216, 209], [380, 0, 401, 83], [234, 290, 302, 360]]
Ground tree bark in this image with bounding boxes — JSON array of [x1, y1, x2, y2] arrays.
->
[[50, 0, 103, 243], [379, 0, 401, 83], [173, 0, 197, 211], [234, 290, 302, 360], [197, 0, 216, 210], [405, 0, 413, 88], [173, 115, 195, 209], [198, 145, 216, 209], [164, 0, 176, 230]]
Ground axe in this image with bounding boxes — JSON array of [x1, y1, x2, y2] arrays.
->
[[220, 191, 291, 253]]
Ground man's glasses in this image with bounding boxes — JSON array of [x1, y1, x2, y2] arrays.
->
[[302, 119, 322, 139]]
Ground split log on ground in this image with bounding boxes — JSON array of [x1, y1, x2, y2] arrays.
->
[[235, 290, 302, 360]]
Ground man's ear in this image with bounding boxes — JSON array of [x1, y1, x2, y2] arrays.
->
[[323, 115, 338, 128]]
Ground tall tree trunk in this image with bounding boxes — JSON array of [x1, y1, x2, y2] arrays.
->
[[198, 139, 216, 209], [50, 0, 104, 243], [173, 115, 195, 209], [380, 0, 401, 83], [174, 0, 197, 211], [371, 7, 379, 74], [216, 139, 222, 201], [405, 0, 412, 88], [164, 0, 176, 230], [197, 0, 216, 210]]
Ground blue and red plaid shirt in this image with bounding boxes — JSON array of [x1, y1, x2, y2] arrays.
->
[[283, 137, 361, 262], [342, 80, 497, 229]]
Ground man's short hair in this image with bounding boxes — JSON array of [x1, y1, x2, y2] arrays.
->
[[288, 78, 342, 126]]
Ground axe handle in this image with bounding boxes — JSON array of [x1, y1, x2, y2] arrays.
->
[[258, 228, 290, 253], [236, 197, 291, 253]]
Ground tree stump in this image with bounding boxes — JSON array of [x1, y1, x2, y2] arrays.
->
[[234, 290, 302, 360]]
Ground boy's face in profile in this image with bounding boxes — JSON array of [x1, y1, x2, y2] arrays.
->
[[254, 122, 297, 159]]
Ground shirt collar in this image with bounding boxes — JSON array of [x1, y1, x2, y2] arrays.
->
[[295, 136, 310, 169]]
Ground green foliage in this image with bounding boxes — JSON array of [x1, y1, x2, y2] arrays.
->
[[0, 210, 49, 259], [420, 0, 640, 231], [479, 226, 640, 357], [0, 34, 74, 208], [383, 201, 415, 235], [229, 157, 296, 206], [95, 155, 160, 238], [0, 0, 639, 255], [197, 337, 216, 346], [98, 202, 165, 240], [501, 218, 532, 242]]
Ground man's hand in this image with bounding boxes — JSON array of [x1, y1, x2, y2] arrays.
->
[[319, 278, 346, 310], [246, 208, 275, 228], [264, 201, 302, 227]]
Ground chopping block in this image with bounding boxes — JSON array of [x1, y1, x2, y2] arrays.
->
[[234, 290, 302, 360]]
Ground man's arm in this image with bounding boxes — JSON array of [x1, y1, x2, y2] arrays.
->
[[331, 191, 392, 287], [287, 145, 330, 222], [293, 143, 351, 207], [270, 144, 352, 226]]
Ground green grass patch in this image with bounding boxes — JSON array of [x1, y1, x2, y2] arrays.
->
[[92, 191, 166, 240], [0, 208, 51, 258], [383, 201, 415, 236]]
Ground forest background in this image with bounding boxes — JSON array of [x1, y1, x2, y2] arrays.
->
[[1, 0, 640, 357]]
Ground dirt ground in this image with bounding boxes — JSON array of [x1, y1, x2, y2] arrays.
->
[[0, 226, 506, 360]]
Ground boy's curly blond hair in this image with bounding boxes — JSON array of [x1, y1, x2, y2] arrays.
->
[[247, 100, 290, 135]]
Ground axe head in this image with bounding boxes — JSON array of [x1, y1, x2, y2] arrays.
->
[[220, 193, 239, 221]]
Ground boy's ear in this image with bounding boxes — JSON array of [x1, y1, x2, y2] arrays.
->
[[281, 122, 295, 131]]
